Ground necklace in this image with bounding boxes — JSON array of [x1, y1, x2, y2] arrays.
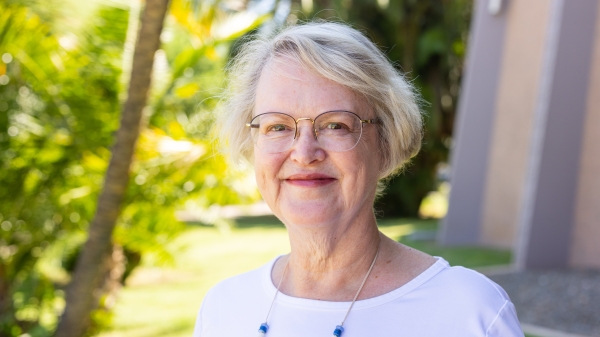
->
[[258, 243, 381, 337]]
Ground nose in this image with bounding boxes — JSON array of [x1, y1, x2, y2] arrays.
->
[[293, 118, 317, 141], [289, 120, 325, 164]]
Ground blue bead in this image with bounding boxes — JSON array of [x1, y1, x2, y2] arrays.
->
[[259, 323, 269, 333], [333, 325, 344, 337]]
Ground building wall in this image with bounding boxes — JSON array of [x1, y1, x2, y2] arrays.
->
[[438, 0, 507, 245], [442, 0, 600, 269], [570, 2, 600, 269], [480, 0, 553, 248]]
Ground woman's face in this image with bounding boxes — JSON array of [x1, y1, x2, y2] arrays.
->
[[253, 59, 381, 230]]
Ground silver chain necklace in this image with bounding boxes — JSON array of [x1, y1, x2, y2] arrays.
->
[[258, 243, 381, 337]]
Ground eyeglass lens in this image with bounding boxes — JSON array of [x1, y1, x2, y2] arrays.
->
[[249, 111, 364, 153]]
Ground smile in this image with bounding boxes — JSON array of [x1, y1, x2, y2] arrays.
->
[[284, 174, 337, 187]]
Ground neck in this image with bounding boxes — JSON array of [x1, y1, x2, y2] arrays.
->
[[277, 212, 381, 301]]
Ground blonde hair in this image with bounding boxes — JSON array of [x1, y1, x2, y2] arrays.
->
[[216, 21, 423, 179]]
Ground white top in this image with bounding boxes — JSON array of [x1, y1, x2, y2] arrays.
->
[[193, 257, 524, 337]]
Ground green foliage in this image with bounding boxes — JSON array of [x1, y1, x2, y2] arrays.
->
[[0, 0, 266, 335], [0, 2, 124, 334], [298, 0, 472, 216]]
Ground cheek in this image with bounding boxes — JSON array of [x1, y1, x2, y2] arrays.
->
[[254, 151, 285, 196], [361, 132, 383, 178], [254, 160, 270, 196], [343, 147, 380, 191], [254, 167, 267, 194], [353, 162, 374, 189]]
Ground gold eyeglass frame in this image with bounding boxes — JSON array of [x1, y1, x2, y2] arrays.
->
[[245, 110, 377, 152]]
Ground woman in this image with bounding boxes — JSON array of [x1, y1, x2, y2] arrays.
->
[[194, 22, 523, 336]]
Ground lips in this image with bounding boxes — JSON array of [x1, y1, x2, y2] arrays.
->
[[284, 173, 336, 187]]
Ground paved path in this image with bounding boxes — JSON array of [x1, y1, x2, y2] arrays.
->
[[488, 270, 600, 336]]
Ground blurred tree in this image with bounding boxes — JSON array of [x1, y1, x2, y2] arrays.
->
[[296, 0, 472, 216], [54, 0, 171, 336], [0, 0, 268, 335], [0, 2, 125, 335]]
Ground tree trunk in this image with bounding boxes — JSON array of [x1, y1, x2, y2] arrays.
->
[[86, 244, 126, 334], [54, 1, 170, 336]]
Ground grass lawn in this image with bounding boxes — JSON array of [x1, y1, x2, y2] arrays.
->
[[97, 217, 512, 337]]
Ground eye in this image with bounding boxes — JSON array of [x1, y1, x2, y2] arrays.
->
[[266, 124, 290, 132], [324, 122, 347, 130]]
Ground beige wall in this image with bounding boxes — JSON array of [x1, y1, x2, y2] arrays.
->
[[480, 0, 552, 248], [570, 3, 600, 269]]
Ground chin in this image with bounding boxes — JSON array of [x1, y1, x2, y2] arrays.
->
[[275, 198, 342, 228]]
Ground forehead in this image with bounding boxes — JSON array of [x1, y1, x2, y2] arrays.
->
[[254, 58, 364, 117]]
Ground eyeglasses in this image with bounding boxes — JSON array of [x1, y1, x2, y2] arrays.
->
[[246, 110, 376, 153]]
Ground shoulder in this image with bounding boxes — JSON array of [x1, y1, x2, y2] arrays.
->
[[194, 258, 277, 337], [427, 262, 511, 306], [414, 260, 522, 336]]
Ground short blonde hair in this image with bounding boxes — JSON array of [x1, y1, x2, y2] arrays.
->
[[216, 21, 423, 179]]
